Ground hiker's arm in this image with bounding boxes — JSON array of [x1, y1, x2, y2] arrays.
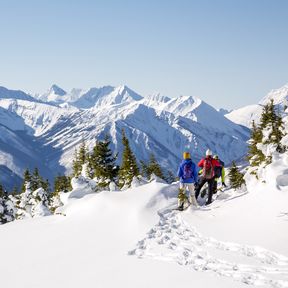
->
[[177, 166, 183, 178], [198, 159, 204, 167]]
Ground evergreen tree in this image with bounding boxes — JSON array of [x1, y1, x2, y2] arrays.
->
[[12, 186, 19, 196], [259, 100, 286, 158], [228, 161, 245, 190], [78, 141, 87, 166], [147, 153, 165, 180], [30, 168, 50, 192], [140, 160, 149, 178], [247, 120, 265, 166], [0, 190, 15, 224], [22, 168, 32, 192], [247, 100, 286, 171], [0, 184, 4, 198], [118, 129, 139, 187], [54, 175, 72, 193], [17, 168, 51, 219], [16, 185, 51, 219], [42, 179, 50, 192], [274, 114, 286, 153], [30, 188, 51, 217], [72, 148, 82, 177], [166, 170, 177, 184], [31, 168, 41, 191], [89, 135, 119, 187]]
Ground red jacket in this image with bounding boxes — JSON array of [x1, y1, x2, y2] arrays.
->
[[198, 156, 221, 168]]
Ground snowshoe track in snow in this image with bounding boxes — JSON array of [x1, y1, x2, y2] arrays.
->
[[129, 207, 288, 288]]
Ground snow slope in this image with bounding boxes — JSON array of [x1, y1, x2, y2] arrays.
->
[[42, 99, 248, 176], [226, 83, 288, 128], [0, 168, 287, 288], [226, 104, 261, 128]]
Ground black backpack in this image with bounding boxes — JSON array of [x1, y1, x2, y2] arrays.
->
[[214, 160, 224, 178]]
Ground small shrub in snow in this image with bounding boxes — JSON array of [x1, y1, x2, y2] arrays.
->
[[0, 185, 15, 224], [228, 161, 246, 190], [30, 188, 51, 217], [16, 182, 51, 219]]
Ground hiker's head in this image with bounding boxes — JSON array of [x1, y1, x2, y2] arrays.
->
[[206, 149, 212, 157], [183, 152, 191, 159], [213, 154, 219, 160]]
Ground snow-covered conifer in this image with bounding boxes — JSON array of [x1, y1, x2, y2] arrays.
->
[[147, 153, 165, 181], [54, 175, 72, 193], [247, 120, 265, 167], [88, 135, 119, 188], [228, 161, 245, 190], [0, 184, 15, 224], [118, 129, 139, 188], [72, 148, 83, 177], [16, 169, 52, 218]]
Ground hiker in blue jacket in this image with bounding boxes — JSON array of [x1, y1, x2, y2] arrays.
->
[[177, 152, 199, 209]]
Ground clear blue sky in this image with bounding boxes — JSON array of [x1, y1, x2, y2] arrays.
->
[[0, 0, 287, 109]]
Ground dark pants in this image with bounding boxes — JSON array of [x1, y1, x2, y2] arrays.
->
[[195, 177, 215, 204]]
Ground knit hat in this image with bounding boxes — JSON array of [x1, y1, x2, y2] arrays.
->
[[206, 149, 212, 156], [183, 152, 191, 159]]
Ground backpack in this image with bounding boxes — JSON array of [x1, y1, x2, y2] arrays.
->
[[202, 157, 214, 179], [214, 166, 222, 178], [183, 161, 193, 179], [214, 159, 225, 178]]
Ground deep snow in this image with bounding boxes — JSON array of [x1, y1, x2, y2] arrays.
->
[[0, 169, 287, 288]]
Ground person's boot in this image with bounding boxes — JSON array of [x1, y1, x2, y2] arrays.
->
[[178, 200, 184, 211], [206, 191, 213, 205]]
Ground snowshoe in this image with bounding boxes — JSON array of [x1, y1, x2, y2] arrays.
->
[[205, 200, 212, 206]]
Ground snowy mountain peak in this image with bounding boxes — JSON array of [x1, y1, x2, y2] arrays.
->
[[226, 83, 288, 128], [49, 84, 67, 96], [73, 85, 143, 109], [163, 95, 202, 116], [260, 83, 288, 106], [0, 86, 35, 101], [112, 85, 143, 102]]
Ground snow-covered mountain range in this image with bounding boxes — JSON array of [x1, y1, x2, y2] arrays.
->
[[226, 83, 288, 127], [0, 84, 252, 189]]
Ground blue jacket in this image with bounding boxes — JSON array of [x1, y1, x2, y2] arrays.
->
[[177, 159, 198, 184]]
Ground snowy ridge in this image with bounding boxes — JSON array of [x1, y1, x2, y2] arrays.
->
[[35, 84, 67, 103], [0, 86, 35, 102], [226, 83, 288, 128], [260, 84, 288, 106]]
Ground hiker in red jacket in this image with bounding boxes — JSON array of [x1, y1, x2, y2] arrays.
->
[[195, 149, 221, 205]]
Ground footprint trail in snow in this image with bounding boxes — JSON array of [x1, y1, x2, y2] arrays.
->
[[130, 207, 288, 288]]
